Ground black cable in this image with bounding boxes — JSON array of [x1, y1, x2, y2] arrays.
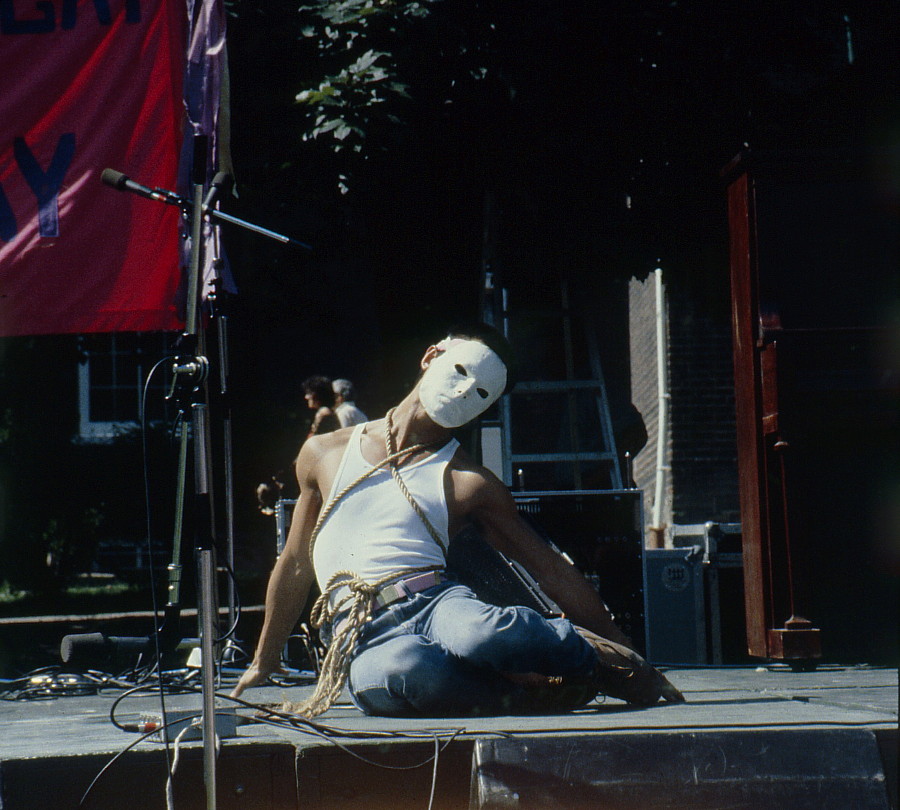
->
[[218, 690, 466, 742], [245, 710, 467, 770], [80, 700, 207, 809], [206, 552, 242, 644], [0, 666, 60, 699], [140, 355, 180, 784], [0, 667, 118, 700], [107, 670, 200, 732], [108, 683, 158, 732], [78, 726, 161, 808], [2, 665, 176, 701]]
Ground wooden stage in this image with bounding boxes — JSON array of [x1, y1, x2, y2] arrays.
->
[[1, 661, 895, 809]]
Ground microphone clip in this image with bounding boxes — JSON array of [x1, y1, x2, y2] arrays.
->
[[166, 355, 209, 409]]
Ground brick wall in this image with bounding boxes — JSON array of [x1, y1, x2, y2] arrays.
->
[[628, 274, 672, 534], [667, 285, 740, 525], [629, 273, 740, 545]]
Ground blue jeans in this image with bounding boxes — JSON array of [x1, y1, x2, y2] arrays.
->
[[344, 582, 598, 717]]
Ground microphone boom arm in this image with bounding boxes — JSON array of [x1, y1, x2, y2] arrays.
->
[[100, 167, 312, 251]]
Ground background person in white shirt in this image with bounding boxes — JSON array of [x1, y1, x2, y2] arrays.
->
[[332, 378, 368, 428]]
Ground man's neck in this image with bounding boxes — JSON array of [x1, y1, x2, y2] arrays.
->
[[389, 393, 450, 452]]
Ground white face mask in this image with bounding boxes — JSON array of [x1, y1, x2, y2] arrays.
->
[[419, 339, 508, 428]]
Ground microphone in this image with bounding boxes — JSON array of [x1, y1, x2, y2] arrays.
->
[[60, 632, 153, 669], [100, 168, 181, 205], [202, 171, 233, 212]]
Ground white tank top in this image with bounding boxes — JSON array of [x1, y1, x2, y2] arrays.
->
[[312, 423, 460, 605]]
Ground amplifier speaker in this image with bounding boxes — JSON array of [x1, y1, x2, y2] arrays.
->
[[644, 523, 751, 666], [643, 549, 707, 665]]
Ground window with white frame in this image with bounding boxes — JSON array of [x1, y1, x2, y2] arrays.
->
[[77, 333, 178, 441]]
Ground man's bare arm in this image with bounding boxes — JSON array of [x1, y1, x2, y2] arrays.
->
[[460, 469, 635, 648], [231, 442, 321, 698]]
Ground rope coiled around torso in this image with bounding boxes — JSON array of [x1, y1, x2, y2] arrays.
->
[[285, 410, 450, 718]]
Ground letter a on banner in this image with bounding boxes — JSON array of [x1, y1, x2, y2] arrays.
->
[[0, 0, 189, 336]]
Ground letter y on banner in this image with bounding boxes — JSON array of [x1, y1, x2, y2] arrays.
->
[[0, 0, 192, 336]]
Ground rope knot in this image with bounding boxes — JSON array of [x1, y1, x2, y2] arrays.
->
[[348, 580, 380, 598]]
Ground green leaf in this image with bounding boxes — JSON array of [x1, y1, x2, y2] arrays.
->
[[349, 49, 385, 74], [386, 82, 410, 98], [317, 118, 345, 133]]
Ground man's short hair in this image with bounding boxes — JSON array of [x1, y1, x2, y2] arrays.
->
[[444, 321, 518, 394], [332, 378, 355, 400], [303, 375, 335, 407]]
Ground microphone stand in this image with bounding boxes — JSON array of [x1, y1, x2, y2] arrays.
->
[[103, 165, 310, 810], [188, 175, 219, 810]]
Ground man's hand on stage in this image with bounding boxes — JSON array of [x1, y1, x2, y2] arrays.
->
[[230, 658, 284, 699]]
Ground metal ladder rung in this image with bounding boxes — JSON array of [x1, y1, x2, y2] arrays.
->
[[484, 277, 623, 490], [512, 381, 606, 392], [510, 452, 620, 464]]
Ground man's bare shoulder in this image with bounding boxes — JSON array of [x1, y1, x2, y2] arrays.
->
[[447, 448, 511, 509], [299, 425, 352, 459], [295, 425, 355, 488]]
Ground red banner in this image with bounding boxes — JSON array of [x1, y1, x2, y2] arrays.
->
[[0, 0, 187, 336]]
